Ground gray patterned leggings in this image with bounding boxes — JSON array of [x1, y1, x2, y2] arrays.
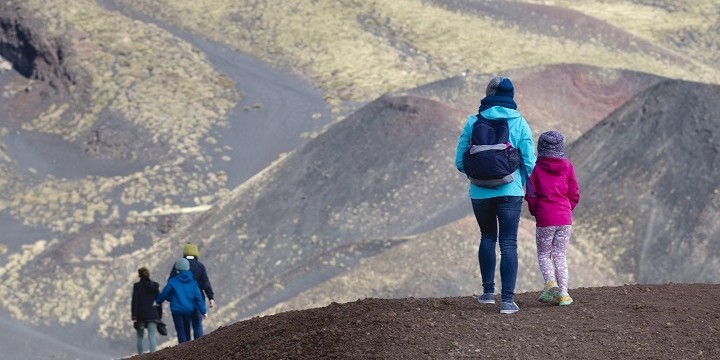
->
[[535, 225, 572, 293]]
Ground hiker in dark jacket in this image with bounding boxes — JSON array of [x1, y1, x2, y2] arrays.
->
[[157, 258, 208, 344], [131, 267, 160, 354], [168, 242, 215, 339]]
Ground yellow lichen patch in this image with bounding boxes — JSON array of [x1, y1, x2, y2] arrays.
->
[[539, 0, 714, 40], [6, 178, 110, 233], [523, 0, 720, 70], [110, 0, 718, 114], [1, 161, 226, 233], [23, 0, 239, 153], [88, 230, 136, 259], [0, 0, 239, 236], [0, 239, 55, 279]]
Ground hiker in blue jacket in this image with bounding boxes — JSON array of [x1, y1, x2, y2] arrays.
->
[[168, 242, 215, 340], [157, 258, 208, 343], [455, 76, 536, 314]]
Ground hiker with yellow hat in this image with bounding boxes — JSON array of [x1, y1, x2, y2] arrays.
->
[[167, 242, 215, 340]]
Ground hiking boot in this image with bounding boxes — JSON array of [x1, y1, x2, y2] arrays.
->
[[477, 293, 495, 304], [500, 301, 519, 314], [538, 280, 559, 303], [557, 293, 573, 306]]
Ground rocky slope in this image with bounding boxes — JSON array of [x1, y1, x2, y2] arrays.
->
[[570, 79, 720, 284], [0, 1, 719, 358]]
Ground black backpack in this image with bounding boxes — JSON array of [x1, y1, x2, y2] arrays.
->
[[462, 115, 520, 188]]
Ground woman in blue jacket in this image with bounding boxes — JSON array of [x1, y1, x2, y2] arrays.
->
[[156, 258, 208, 343], [455, 76, 536, 314]]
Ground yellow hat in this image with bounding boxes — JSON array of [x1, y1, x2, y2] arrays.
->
[[183, 242, 199, 258]]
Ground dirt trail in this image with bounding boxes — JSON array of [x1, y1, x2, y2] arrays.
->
[[101, 0, 334, 188]]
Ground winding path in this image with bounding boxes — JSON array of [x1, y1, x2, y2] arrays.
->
[[96, 0, 333, 188]]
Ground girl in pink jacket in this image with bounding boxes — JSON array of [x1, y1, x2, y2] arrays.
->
[[525, 131, 580, 306]]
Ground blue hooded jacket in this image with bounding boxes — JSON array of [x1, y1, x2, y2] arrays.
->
[[455, 106, 536, 199], [156, 270, 207, 316], [168, 257, 215, 301]]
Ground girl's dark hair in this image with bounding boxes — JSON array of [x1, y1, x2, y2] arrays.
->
[[138, 267, 150, 278]]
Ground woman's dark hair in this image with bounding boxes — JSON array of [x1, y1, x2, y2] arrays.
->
[[138, 267, 150, 278]]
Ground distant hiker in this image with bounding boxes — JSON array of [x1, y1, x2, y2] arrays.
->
[[157, 258, 208, 343], [131, 267, 160, 354], [455, 76, 536, 314], [525, 130, 580, 306], [168, 242, 215, 340]]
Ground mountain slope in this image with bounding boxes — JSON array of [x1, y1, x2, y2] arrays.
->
[[122, 66, 659, 332], [569, 79, 720, 283], [258, 215, 612, 317], [243, 77, 720, 320], [404, 64, 665, 142], [545, 0, 720, 69], [103, 0, 719, 111], [2, 1, 719, 358], [161, 94, 471, 322], [0, 64, 664, 353]]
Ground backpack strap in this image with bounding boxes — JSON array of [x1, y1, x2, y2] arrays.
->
[[517, 147, 530, 186], [469, 174, 515, 188], [468, 143, 508, 154]]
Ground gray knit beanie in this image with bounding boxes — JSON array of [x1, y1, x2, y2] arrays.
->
[[485, 76, 514, 98], [537, 131, 565, 158], [174, 258, 190, 271]]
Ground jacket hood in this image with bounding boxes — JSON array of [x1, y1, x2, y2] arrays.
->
[[537, 157, 568, 175], [480, 106, 521, 121], [174, 270, 195, 284]]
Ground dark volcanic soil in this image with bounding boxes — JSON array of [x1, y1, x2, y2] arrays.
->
[[135, 283, 720, 360]]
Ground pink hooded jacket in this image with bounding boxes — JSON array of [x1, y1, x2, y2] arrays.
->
[[525, 157, 580, 227]]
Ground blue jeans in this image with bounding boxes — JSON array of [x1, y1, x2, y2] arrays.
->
[[173, 310, 204, 344], [187, 309, 204, 339], [172, 313, 193, 343], [135, 321, 157, 354], [471, 196, 522, 302]]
